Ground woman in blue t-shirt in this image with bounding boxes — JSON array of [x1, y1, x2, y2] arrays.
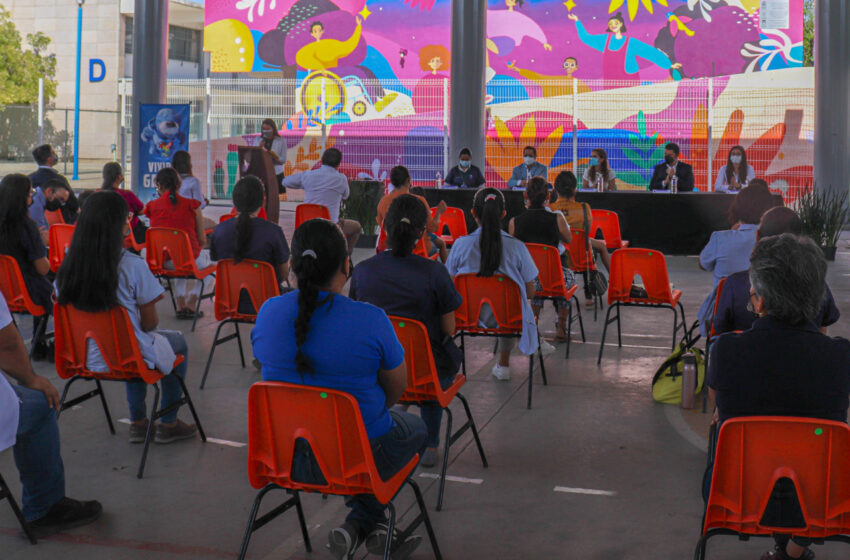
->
[[350, 194, 463, 468], [251, 218, 427, 560]]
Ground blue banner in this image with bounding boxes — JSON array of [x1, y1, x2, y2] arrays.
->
[[136, 103, 190, 202]]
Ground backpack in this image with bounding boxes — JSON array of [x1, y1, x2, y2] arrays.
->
[[652, 321, 705, 404]]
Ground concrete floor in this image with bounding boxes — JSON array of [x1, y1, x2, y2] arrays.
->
[[1, 207, 849, 560]]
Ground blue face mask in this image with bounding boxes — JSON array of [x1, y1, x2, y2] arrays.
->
[[589, 157, 599, 167], [524, 156, 536, 166], [459, 160, 471, 169]]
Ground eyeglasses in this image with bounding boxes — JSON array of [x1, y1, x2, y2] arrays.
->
[[746, 291, 759, 315]]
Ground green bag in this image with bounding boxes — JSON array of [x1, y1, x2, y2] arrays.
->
[[652, 321, 705, 404]]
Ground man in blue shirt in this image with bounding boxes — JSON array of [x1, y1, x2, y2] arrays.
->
[[507, 146, 548, 189], [28, 145, 72, 236]]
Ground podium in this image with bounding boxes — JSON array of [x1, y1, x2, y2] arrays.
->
[[237, 146, 279, 224]]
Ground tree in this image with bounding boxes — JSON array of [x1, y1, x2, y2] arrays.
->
[[0, 5, 57, 104], [803, 0, 814, 67]]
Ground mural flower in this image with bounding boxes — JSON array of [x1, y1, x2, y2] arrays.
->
[[741, 30, 802, 73], [235, 0, 277, 23], [609, 0, 668, 21]]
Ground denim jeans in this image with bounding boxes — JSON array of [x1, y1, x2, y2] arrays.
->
[[421, 373, 454, 448], [292, 410, 427, 535], [125, 330, 188, 424], [12, 385, 65, 521]]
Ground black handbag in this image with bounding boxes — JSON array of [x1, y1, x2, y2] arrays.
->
[[582, 204, 608, 297]]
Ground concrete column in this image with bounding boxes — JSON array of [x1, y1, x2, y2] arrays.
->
[[814, 0, 850, 196], [449, 0, 487, 172], [131, 0, 169, 195]]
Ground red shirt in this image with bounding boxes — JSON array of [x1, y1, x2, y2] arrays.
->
[[144, 193, 202, 258], [111, 188, 144, 229]]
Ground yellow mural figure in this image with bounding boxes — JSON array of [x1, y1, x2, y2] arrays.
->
[[203, 19, 255, 72], [507, 56, 591, 97], [295, 17, 363, 71]]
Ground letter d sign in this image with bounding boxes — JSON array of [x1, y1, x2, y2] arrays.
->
[[89, 59, 106, 82]]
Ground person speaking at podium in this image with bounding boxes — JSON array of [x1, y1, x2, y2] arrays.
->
[[649, 142, 694, 192], [252, 119, 287, 194], [508, 146, 547, 189]]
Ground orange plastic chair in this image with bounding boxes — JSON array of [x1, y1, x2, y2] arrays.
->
[[124, 232, 144, 253], [238, 382, 442, 560], [53, 303, 206, 478], [145, 227, 216, 332], [294, 203, 330, 229], [590, 209, 629, 250], [391, 316, 488, 511], [453, 273, 547, 409], [44, 209, 65, 227], [696, 416, 850, 559], [0, 255, 50, 359], [218, 213, 234, 224], [200, 259, 280, 389], [525, 243, 585, 358], [0, 472, 36, 543], [430, 206, 468, 246], [48, 224, 75, 273], [597, 248, 686, 364], [565, 228, 604, 320]]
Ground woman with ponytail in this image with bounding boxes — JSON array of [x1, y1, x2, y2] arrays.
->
[[210, 175, 290, 312], [143, 167, 212, 319], [101, 162, 146, 244], [445, 187, 540, 381], [350, 194, 463, 468], [252, 218, 427, 559]]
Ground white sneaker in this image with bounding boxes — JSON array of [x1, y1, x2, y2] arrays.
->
[[539, 339, 557, 356], [491, 364, 511, 381]]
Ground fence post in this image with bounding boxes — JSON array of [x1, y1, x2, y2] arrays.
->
[[205, 77, 212, 200], [320, 76, 327, 153], [707, 77, 713, 192], [443, 77, 449, 177], [38, 78, 44, 146], [63, 109, 69, 176], [572, 82, 578, 177], [120, 79, 127, 173]]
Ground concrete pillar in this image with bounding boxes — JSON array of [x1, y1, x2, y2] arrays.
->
[[131, 0, 169, 195], [814, 0, 850, 196], [449, 0, 487, 172]]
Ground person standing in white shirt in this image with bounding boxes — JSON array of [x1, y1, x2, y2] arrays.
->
[[714, 145, 756, 193], [0, 295, 102, 537], [283, 148, 362, 255], [255, 119, 288, 194]]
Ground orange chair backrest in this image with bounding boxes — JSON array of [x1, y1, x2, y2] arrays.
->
[[526, 243, 567, 298], [608, 248, 673, 304], [376, 228, 431, 258], [124, 233, 144, 252], [590, 209, 624, 249], [431, 207, 468, 239], [247, 381, 402, 502], [708, 277, 727, 339], [213, 259, 280, 322], [53, 303, 164, 384], [219, 213, 234, 224], [0, 255, 46, 316], [44, 209, 65, 227], [565, 228, 595, 272], [295, 204, 330, 229], [705, 416, 850, 539], [145, 227, 196, 276], [390, 316, 457, 408], [48, 224, 75, 273], [453, 273, 523, 334]]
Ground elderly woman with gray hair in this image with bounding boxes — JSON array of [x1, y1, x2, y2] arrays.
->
[[705, 233, 850, 560]]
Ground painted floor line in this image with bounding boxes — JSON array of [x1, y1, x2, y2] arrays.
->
[[418, 473, 483, 484], [664, 405, 709, 453], [117, 419, 246, 447], [553, 486, 616, 496]]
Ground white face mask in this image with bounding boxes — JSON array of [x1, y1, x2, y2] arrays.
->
[[459, 160, 470, 169], [524, 156, 536, 166], [730, 155, 742, 165]]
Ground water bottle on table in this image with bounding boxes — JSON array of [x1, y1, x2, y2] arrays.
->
[[435, 172, 442, 189], [596, 174, 604, 193], [671, 174, 678, 194]]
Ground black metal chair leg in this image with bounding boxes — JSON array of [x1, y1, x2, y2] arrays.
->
[[137, 384, 160, 479], [693, 535, 708, 560], [671, 307, 679, 350], [406, 478, 442, 560], [175, 374, 207, 443], [456, 393, 488, 467], [538, 342, 548, 386], [28, 315, 45, 359], [237, 483, 277, 560], [575, 296, 586, 342], [234, 322, 246, 368], [527, 353, 534, 410], [292, 490, 312, 552], [57, 376, 83, 420], [383, 501, 396, 560], [616, 302, 622, 348], [200, 320, 228, 389], [191, 278, 205, 332], [94, 379, 115, 435], [436, 407, 453, 511], [0, 473, 36, 544], [565, 302, 572, 359], [459, 333, 466, 377], [597, 304, 616, 365], [165, 278, 177, 312]]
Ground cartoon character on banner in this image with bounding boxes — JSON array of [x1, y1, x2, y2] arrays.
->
[[140, 108, 187, 158]]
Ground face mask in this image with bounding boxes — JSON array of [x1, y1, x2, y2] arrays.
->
[[524, 156, 536, 166], [664, 155, 675, 165], [730, 155, 742, 165], [459, 160, 470, 169], [588, 157, 599, 167], [262, 130, 273, 139]]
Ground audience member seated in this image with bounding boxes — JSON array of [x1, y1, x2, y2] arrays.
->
[[42, 178, 80, 225], [0, 174, 53, 360], [697, 180, 777, 335], [28, 144, 71, 235], [445, 188, 541, 381], [144, 167, 213, 320], [101, 162, 146, 244], [581, 148, 617, 191], [377, 166, 447, 262], [251, 218, 427, 560], [210, 175, 291, 313], [56, 191, 198, 444], [706, 233, 850, 560], [549, 171, 611, 306], [350, 194, 463, 468], [649, 142, 694, 191], [282, 148, 361, 256], [444, 147, 486, 188], [712, 207, 840, 336], [509, 177, 576, 341], [172, 150, 216, 232], [714, 145, 755, 193], [0, 294, 102, 537]]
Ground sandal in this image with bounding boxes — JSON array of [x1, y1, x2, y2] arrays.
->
[[176, 309, 192, 320]]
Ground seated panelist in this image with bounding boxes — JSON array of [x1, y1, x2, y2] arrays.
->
[[507, 146, 547, 190], [649, 142, 694, 192]]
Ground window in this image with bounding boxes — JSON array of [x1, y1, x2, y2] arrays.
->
[[124, 17, 201, 64], [124, 17, 133, 55]]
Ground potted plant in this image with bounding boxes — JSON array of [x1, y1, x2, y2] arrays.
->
[[795, 186, 850, 261], [341, 180, 384, 248]]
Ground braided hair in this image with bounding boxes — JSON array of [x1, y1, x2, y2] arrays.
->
[[155, 167, 181, 206], [291, 218, 348, 375], [472, 187, 505, 277]]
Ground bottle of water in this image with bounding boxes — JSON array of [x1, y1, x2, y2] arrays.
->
[[671, 174, 678, 194], [681, 353, 697, 409], [596, 174, 604, 193], [435, 172, 442, 189]]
